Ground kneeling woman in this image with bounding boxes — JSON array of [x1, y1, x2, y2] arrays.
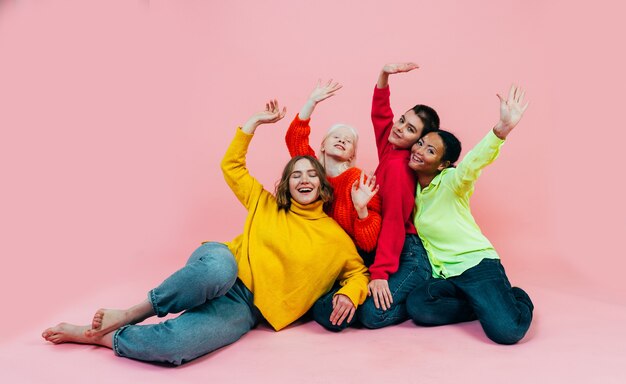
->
[[406, 85, 534, 344], [42, 100, 369, 365]]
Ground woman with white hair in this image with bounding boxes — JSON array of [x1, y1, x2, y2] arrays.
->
[[285, 80, 382, 330]]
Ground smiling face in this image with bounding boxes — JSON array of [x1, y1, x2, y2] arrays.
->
[[408, 132, 447, 174], [288, 158, 322, 205], [321, 125, 357, 162], [388, 109, 425, 149]]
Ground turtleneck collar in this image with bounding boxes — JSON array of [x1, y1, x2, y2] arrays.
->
[[289, 198, 327, 220]]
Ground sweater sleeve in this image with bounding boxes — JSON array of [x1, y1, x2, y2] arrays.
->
[[368, 165, 416, 280], [352, 192, 382, 252], [220, 128, 263, 209], [335, 252, 370, 308], [452, 130, 504, 196], [371, 85, 394, 160], [285, 114, 317, 158]]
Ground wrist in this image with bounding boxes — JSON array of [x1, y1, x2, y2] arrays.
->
[[493, 121, 510, 140], [242, 119, 261, 134], [355, 206, 368, 219]]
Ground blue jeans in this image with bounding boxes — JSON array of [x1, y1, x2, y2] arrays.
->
[[112, 242, 262, 365], [312, 234, 431, 331], [406, 258, 534, 344]]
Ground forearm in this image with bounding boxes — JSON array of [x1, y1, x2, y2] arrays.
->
[[377, 70, 390, 89], [298, 99, 317, 120], [241, 118, 261, 135], [336, 261, 370, 307], [221, 128, 257, 207], [353, 211, 382, 252]]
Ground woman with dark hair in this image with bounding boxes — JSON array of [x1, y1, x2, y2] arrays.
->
[[42, 100, 369, 365], [353, 63, 441, 330], [406, 85, 534, 344]]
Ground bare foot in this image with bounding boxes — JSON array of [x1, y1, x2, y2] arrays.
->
[[42, 323, 97, 344], [85, 308, 130, 337]]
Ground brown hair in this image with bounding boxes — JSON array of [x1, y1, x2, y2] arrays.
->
[[275, 155, 333, 211]]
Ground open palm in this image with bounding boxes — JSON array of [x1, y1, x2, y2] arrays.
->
[[498, 85, 528, 128]]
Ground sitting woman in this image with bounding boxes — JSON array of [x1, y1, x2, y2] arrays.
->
[[406, 85, 534, 344], [42, 100, 369, 365], [285, 80, 382, 329]]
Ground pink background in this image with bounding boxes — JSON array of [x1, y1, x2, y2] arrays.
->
[[1, 1, 625, 382]]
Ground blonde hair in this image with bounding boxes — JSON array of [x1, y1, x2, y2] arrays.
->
[[319, 123, 359, 168]]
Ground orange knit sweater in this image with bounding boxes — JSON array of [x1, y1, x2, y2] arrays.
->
[[285, 115, 382, 252]]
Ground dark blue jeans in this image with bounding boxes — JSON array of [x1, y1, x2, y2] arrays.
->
[[406, 258, 534, 345], [313, 234, 432, 331]]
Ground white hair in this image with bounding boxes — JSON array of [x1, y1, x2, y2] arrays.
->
[[319, 123, 359, 168]]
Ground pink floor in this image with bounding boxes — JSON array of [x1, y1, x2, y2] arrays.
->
[[3, 281, 625, 384]]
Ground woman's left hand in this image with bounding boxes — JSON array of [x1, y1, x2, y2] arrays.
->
[[493, 85, 529, 139], [330, 294, 356, 326], [351, 170, 379, 219]]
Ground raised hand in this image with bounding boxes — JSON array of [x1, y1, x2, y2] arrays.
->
[[242, 99, 287, 134], [382, 62, 419, 74], [309, 79, 342, 103], [299, 79, 342, 120], [351, 171, 379, 219], [493, 85, 529, 140], [378, 62, 419, 88], [329, 294, 356, 326]]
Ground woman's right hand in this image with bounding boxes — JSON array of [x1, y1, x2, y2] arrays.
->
[[242, 99, 287, 134], [299, 79, 342, 120]]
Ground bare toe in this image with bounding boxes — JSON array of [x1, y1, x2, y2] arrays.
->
[[90, 309, 105, 330], [42, 323, 92, 344], [85, 309, 128, 337]]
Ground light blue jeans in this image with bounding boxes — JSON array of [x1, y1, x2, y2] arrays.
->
[[112, 242, 262, 365]]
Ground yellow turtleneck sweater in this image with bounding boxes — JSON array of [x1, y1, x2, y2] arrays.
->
[[220, 128, 369, 331]]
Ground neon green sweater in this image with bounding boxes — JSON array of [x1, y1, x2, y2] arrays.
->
[[221, 128, 369, 331], [414, 130, 504, 278]]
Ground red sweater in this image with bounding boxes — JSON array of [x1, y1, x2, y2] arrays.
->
[[285, 115, 382, 252], [370, 85, 418, 280]]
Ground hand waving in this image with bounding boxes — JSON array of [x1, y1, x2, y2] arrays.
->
[[493, 85, 529, 139], [351, 170, 379, 219], [242, 99, 287, 134], [382, 62, 419, 74], [308, 79, 342, 104]]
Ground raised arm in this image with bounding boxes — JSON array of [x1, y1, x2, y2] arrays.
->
[[286, 80, 342, 157], [493, 84, 529, 140], [452, 85, 529, 194], [222, 100, 287, 208], [372, 63, 419, 158], [376, 62, 419, 89], [241, 99, 287, 135]]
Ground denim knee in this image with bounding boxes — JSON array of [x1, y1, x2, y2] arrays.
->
[[406, 287, 433, 326], [189, 242, 238, 288], [357, 299, 404, 329], [483, 322, 528, 345]]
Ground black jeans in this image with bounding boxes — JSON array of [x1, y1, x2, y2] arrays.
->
[[313, 234, 432, 331], [406, 258, 534, 344]]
